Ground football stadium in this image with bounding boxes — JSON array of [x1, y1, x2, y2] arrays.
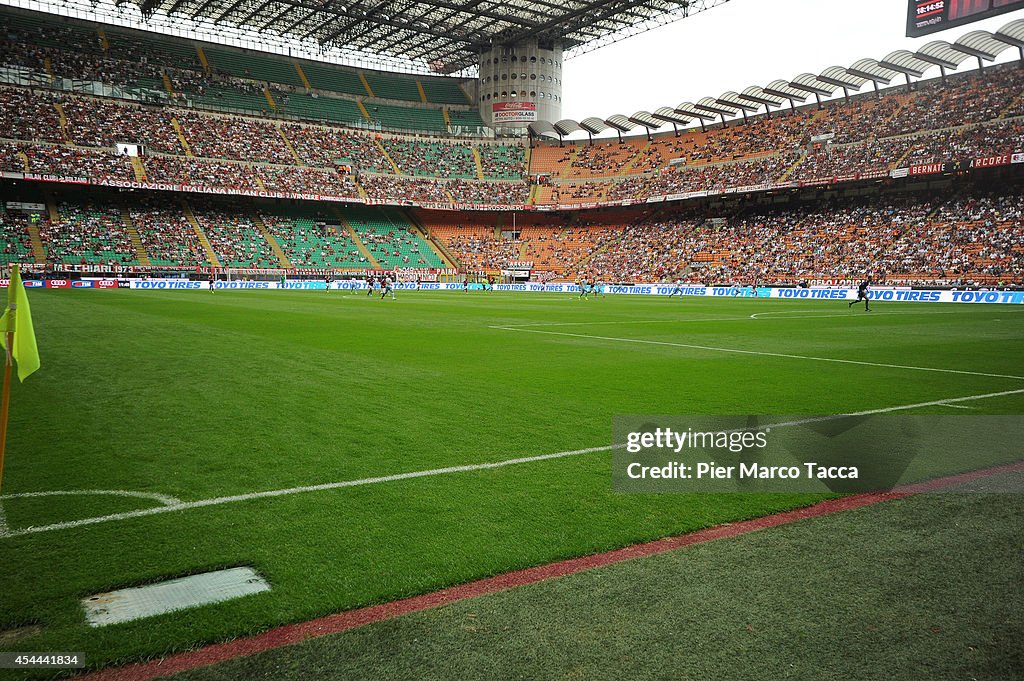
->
[[0, 0, 1023, 677]]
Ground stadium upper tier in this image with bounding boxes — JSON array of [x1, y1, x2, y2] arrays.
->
[[1, 2, 1024, 210], [0, 7, 479, 135], [2, 58, 1023, 208]]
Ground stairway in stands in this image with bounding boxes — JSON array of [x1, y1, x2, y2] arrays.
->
[[179, 199, 220, 267], [119, 206, 151, 266], [249, 211, 292, 268], [330, 206, 380, 269]]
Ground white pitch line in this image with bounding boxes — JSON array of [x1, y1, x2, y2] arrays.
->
[[493, 326, 1024, 381], [0, 445, 610, 539], [1, 489, 183, 506], [493, 317, 742, 329], [834, 388, 1024, 413], [495, 310, 958, 328], [939, 403, 977, 410], [748, 311, 957, 320], [0, 502, 8, 538], [2, 388, 1023, 540]]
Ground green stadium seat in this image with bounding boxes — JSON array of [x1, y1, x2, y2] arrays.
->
[[478, 145, 526, 180], [276, 93, 364, 126], [448, 109, 486, 132], [204, 46, 305, 88], [296, 62, 367, 97], [420, 78, 471, 105], [363, 71, 421, 102], [189, 84, 272, 116], [107, 29, 201, 69], [41, 204, 139, 265], [383, 140, 477, 179], [263, 209, 370, 269], [344, 206, 444, 269], [0, 207, 36, 264], [365, 102, 447, 134]]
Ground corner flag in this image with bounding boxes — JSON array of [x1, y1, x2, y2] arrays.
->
[[0, 265, 40, 382]]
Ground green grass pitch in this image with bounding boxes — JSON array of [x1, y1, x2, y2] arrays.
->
[[0, 290, 1021, 676]]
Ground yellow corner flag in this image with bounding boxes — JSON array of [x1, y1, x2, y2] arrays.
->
[[0, 265, 40, 382]]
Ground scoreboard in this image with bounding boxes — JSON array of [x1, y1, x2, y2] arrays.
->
[[907, 0, 1024, 36]]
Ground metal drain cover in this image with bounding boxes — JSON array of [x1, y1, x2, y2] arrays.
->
[[82, 567, 270, 627]]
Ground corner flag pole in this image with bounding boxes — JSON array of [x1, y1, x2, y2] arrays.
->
[[0, 324, 11, 495], [0, 264, 41, 495]]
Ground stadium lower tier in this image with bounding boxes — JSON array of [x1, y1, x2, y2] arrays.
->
[[2, 173, 1021, 286], [0, 193, 447, 271]]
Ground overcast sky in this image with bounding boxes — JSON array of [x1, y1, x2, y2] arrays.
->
[[560, 0, 1024, 122]]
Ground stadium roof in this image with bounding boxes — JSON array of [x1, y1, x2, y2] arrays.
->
[[529, 18, 1024, 140], [123, 0, 731, 74]]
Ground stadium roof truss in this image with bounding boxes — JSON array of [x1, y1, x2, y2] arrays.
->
[[694, 95, 736, 118], [787, 73, 838, 107], [627, 111, 663, 136], [761, 79, 809, 108], [716, 91, 758, 112], [878, 50, 931, 78], [995, 18, 1024, 48], [845, 59, 899, 88], [817, 66, 869, 100], [954, 29, 1015, 61], [602, 115, 633, 132], [674, 101, 714, 120], [736, 86, 785, 114], [125, 0, 734, 73], [651, 106, 691, 132]]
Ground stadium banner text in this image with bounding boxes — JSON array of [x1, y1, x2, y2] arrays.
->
[[492, 101, 537, 123], [15, 280, 1012, 303], [95, 179, 363, 204]]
